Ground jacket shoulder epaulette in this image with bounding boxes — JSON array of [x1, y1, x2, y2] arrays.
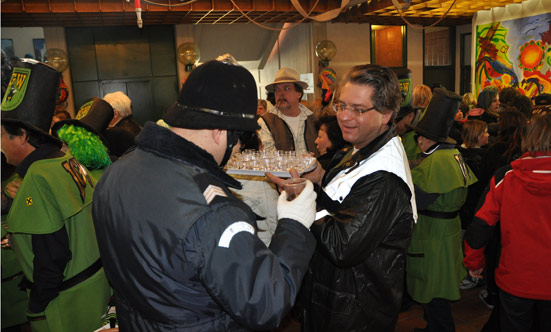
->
[[193, 172, 234, 206]]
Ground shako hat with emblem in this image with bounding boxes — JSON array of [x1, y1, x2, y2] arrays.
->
[[411, 87, 461, 144], [163, 60, 259, 132], [52, 97, 114, 145], [1, 59, 61, 146]]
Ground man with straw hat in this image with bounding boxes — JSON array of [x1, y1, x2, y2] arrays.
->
[[259, 67, 319, 156]]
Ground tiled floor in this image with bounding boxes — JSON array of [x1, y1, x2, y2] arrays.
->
[[274, 287, 493, 332]]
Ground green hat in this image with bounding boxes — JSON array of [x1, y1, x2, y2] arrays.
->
[[52, 97, 114, 146]]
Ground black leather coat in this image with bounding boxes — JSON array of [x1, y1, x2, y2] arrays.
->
[[301, 127, 414, 332], [115, 116, 142, 137], [93, 123, 316, 331]]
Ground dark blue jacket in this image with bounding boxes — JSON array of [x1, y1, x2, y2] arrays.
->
[[93, 122, 316, 331]]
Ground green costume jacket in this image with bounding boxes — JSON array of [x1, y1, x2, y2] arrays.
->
[[2, 174, 28, 328], [406, 147, 477, 303], [6, 150, 110, 332], [401, 130, 421, 161]]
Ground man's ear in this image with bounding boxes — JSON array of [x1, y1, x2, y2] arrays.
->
[[212, 129, 226, 146], [382, 110, 393, 126], [19, 129, 29, 145], [113, 110, 120, 118]]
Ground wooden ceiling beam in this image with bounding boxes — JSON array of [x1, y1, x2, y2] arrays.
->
[[0, 0, 523, 27]]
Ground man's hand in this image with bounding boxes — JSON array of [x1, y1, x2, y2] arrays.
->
[[301, 161, 325, 186], [469, 267, 484, 279], [6, 178, 22, 199], [277, 180, 317, 229], [265, 168, 301, 192]]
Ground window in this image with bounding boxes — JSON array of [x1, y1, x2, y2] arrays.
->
[[424, 27, 451, 66], [1, 39, 14, 59], [33, 38, 45, 61]]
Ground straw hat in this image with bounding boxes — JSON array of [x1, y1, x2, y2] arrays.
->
[[265, 67, 308, 93]]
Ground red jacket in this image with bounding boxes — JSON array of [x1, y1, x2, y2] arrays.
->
[[464, 152, 551, 300]]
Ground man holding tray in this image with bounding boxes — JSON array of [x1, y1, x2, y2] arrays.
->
[[269, 64, 416, 332], [92, 59, 318, 331]]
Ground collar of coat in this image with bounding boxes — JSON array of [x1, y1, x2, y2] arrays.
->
[[17, 143, 65, 177], [136, 122, 242, 189], [323, 123, 398, 185]]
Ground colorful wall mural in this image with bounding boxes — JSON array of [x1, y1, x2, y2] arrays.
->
[[475, 12, 551, 99]]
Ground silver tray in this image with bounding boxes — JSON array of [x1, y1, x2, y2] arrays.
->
[[226, 159, 317, 178]]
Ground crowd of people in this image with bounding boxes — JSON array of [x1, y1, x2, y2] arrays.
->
[[1, 55, 550, 332]]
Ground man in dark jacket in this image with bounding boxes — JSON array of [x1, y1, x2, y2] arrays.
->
[[92, 59, 318, 331], [102, 91, 141, 157], [103, 91, 142, 136], [289, 64, 416, 332]]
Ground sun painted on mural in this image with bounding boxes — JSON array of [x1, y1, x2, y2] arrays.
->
[[476, 13, 551, 99]]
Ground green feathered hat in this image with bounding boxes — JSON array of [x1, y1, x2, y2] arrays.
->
[[52, 97, 114, 146]]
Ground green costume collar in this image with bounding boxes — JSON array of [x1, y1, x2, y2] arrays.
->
[[16, 143, 64, 177]]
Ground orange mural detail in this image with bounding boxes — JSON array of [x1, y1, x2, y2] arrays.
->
[[519, 41, 545, 72]]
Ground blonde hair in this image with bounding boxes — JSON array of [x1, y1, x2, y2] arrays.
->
[[522, 113, 551, 155], [462, 92, 476, 109], [461, 119, 488, 148], [412, 85, 432, 108], [258, 99, 267, 109]]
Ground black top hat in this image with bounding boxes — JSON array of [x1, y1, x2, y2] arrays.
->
[[391, 67, 411, 79], [411, 88, 461, 144], [395, 104, 415, 123], [163, 60, 259, 132], [1, 59, 62, 146], [52, 97, 114, 145]]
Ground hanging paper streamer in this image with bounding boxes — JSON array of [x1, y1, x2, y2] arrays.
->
[[135, 0, 143, 28]]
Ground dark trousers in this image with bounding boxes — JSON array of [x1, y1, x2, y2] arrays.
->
[[422, 298, 455, 332], [481, 293, 500, 332], [481, 225, 501, 332], [500, 289, 551, 332]]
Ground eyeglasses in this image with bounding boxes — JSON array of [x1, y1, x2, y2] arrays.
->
[[332, 102, 377, 115]]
